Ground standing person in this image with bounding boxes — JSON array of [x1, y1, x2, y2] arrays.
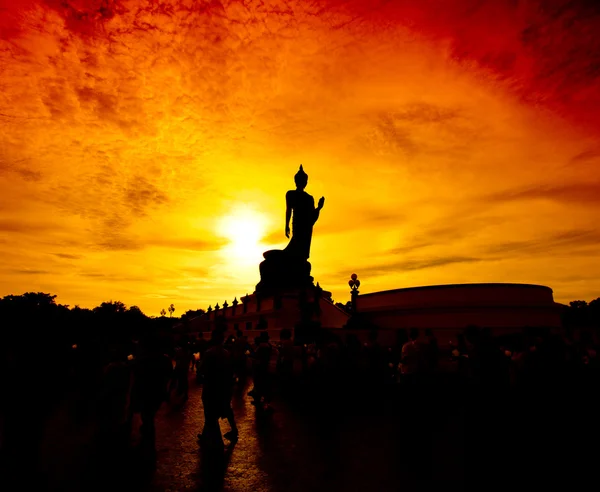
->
[[129, 335, 172, 448], [454, 333, 471, 382], [195, 338, 208, 383], [392, 330, 409, 372], [98, 345, 132, 450], [198, 329, 238, 450], [251, 332, 273, 411], [171, 345, 190, 401], [247, 336, 261, 399], [365, 330, 385, 386], [399, 329, 423, 387], [424, 328, 440, 380], [278, 329, 294, 391], [231, 330, 250, 383], [189, 338, 199, 372]]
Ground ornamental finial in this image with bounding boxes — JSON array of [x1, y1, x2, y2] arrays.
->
[[294, 164, 308, 183]]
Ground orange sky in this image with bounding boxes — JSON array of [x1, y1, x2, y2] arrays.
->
[[1, 0, 600, 315]]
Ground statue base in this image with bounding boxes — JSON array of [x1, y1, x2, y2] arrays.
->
[[255, 250, 314, 294]]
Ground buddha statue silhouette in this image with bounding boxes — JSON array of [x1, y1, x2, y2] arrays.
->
[[255, 165, 325, 293], [284, 165, 325, 260]]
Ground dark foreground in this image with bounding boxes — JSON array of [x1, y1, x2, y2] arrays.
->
[[5, 372, 598, 492]]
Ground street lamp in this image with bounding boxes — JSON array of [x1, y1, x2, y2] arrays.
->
[[348, 273, 360, 313]]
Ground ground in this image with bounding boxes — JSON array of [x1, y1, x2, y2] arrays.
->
[[35, 375, 467, 492], [31, 371, 597, 491]]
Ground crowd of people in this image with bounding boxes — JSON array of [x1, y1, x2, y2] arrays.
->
[[3, 321, 599, 487], [90, 324, 600, 455]]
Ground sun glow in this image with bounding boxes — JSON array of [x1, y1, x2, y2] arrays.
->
[[217, 207, 270, 265]]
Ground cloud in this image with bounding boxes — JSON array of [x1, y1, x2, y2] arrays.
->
[[53, 252, 83, 260], [14, 168, 43, 181], [92, 214, 143, 252], [484, 229, 600, 256], [389, 103, 462, 125], [3, 0, 600, 130], [357, 102, 481, 163], [365, 112, 419, 157], [391, 225, 467, 255], [79, 271, 147, 282], [570, 149, 600, 164], [147, 237, 226, 252], [344, 0, 600, 132], [183, 266, 210, 277], [0, 155, 43, 182], [487, 183, 600, 205], [334, 255, 482, 278], [9, 269, 53, 275], [124, 175, 169, 217], [0, 219, 63, 234], [391, 212, 507, 255]]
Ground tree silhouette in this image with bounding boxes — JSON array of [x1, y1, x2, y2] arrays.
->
[[128, 305, 144, 316], [93, 300, 127, 316], [180, 308, 205, 322], [335, 301, 352, 313], [160, 308, 167, 317], [569, 300, 588, 309], [168, 303, 175, 318], [561, 299, 600, 328]]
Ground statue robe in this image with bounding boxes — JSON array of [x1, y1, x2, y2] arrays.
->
[[284, 189, 319, 260]]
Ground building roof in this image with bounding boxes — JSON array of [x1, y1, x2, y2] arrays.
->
[[358, 282, 553, 298]]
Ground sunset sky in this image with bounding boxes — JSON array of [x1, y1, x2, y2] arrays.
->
[[1, 0, 600, 315]]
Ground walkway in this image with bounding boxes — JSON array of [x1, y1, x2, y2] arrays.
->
[[142, 377, 463, 491], [30, 374, 464, 491]]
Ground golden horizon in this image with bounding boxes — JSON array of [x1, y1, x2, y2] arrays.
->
[[1, 1, 600, 315]]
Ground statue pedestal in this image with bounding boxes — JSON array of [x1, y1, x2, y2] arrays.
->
[[255, 250, 314, 295]]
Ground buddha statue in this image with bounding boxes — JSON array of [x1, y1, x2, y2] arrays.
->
[[283, 165, 325, 260], [256, 165, 325, 293]]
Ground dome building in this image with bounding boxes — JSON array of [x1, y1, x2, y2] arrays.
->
[[348, 282, 562, 344]]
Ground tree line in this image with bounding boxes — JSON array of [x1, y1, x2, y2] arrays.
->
[[1, 292, 599, 350], [563, 298, 600, 328], [0, 292, 208, 352]]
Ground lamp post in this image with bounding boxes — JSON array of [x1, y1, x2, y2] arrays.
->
[[348, 273, 360, 313]]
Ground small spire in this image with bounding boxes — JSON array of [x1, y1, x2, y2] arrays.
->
[[295, 164, 308, 181]]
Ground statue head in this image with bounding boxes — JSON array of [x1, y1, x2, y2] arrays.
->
[[294, 165, 308, 190]]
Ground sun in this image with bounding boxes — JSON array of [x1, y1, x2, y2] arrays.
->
[[217, 207, 269, 265]]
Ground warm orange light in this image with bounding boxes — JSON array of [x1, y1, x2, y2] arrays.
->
[[217, 207, 269, 266]]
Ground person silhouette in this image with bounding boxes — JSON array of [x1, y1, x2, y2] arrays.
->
[[170, 344, 190, 401], [129, 335, 172, 449], [198, 329, 238, 450], [283, 165, 325, 260], [231, 330, 250, 383], [251, 332, 274, 411]]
